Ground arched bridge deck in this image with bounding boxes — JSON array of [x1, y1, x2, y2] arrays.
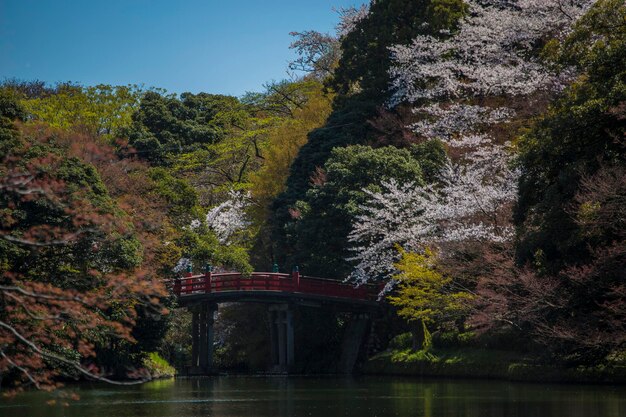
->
[[173, 271, 381, 311]]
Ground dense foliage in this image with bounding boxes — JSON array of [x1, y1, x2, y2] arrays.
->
[[274, 0, 624, 368], [284, 144, 443, 278], [270, 0, 467, 275], [2, 0, 625, 389], [509, 0, 626, 363], [123, 92, 248, 165], [0, 95, 168, 391]]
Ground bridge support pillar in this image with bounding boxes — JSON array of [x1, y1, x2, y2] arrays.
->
[[191, 308, 200, 368], [268, 304, 294, 373], [190, 303, 217, 374], [338, 313, 371, 374]]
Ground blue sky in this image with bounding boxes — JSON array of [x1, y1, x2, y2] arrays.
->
[[0, 0, 366, 96]]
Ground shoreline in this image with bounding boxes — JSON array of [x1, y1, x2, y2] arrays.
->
[[361, 348, 626, 385]]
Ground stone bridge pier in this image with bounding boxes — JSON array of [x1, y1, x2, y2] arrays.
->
[[188, 302, 217, 374], [268, 304, 295, 373], [187, 303, 296, 374], [338, 313, 371, 374], [185, 302, 372, 375]]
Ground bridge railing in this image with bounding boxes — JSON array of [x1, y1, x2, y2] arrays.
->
[[171, 271, 379, 301]]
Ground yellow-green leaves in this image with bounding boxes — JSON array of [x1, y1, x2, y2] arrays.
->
[[22, 84, 142, 138], [388, 248, 472, 326]]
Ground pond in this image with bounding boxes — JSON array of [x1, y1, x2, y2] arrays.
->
[[1, 376, 625, 417]]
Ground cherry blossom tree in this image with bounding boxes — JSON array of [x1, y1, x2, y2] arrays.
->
[[347, 0, 596, 285], [172, 257, 193, 274], [289, 4, 370, 79], [348, 147, 518, 285], [389, 0, 594, 104], [347, 179, 438, 286], [205, 190, 251, 245], [334, 4, 370, 38], [173, 189, 253, 275]]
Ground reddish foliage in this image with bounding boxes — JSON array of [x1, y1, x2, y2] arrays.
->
[[0, 124, 168, 393], [51, 128, 177, 275], [468, 165, 626, 363], [367, 105, 417, 148], [288, 207, 302, 220], [309, 166, 327, 187]]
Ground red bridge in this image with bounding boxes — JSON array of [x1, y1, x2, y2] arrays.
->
[[173, 269, 381, 309], [171, 268, 381, 375]]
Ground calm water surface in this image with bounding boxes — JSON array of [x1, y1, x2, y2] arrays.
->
[[1, 376, 625, 417]]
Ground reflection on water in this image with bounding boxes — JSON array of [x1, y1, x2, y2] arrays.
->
[[1, 376, 625, 417]]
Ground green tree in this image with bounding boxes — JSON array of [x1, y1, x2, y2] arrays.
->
[[15, 83, 142, 138], [515, 0, 626, 272], [123, 91, 249, 164], [146, 167, 252, 273], [249, 83, 333, 220], [0, 89, 26, 157], [389, 248, 472, 350]]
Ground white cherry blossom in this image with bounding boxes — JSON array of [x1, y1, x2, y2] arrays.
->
[[205, 190, 251, 244], [389, 0, 594, 104]]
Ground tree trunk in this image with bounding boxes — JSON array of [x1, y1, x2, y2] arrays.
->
[[411, 320, 425, 351]]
